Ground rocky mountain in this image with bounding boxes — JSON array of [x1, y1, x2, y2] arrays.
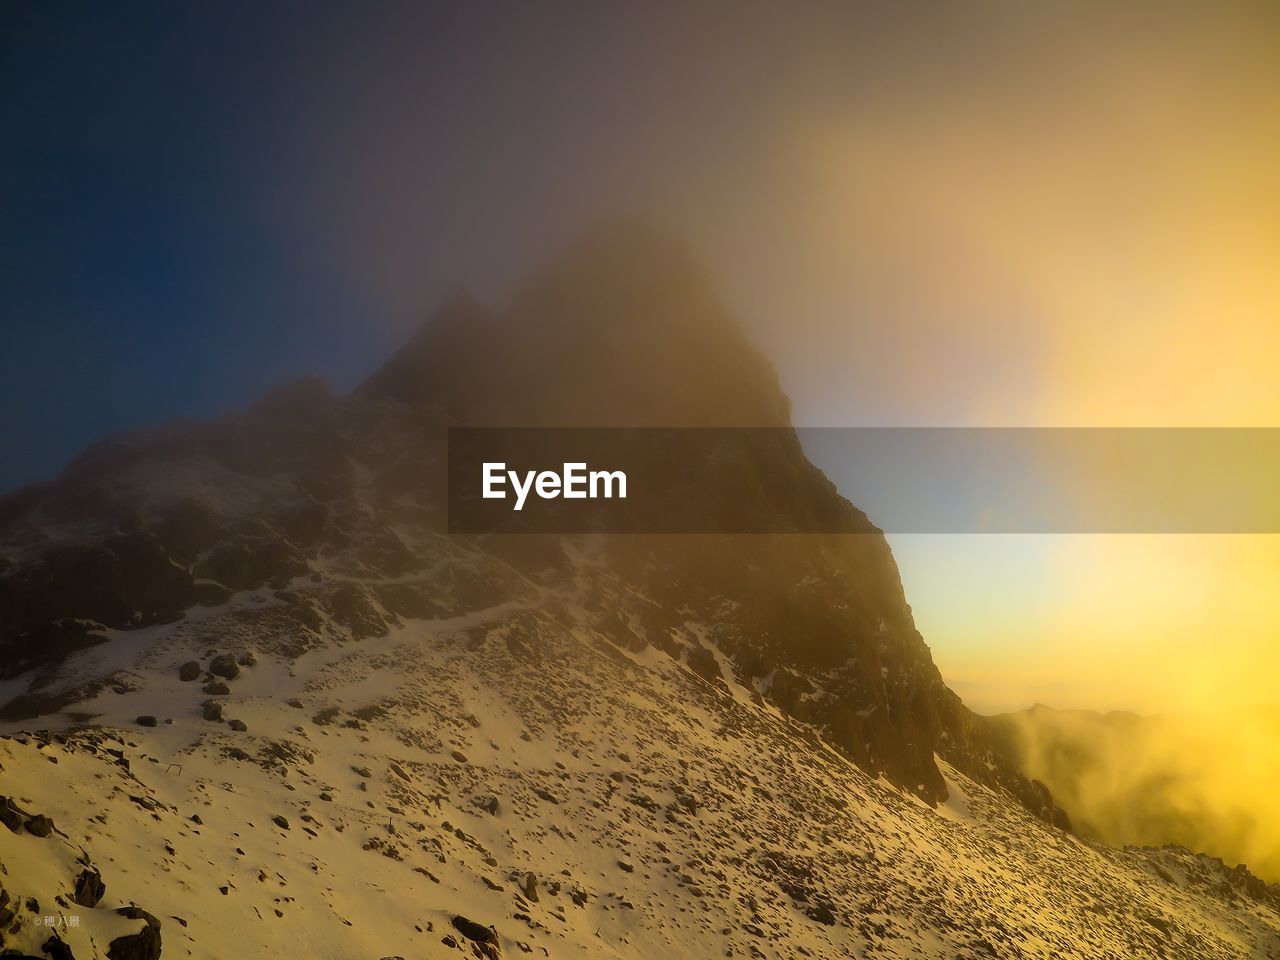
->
[[1, 227, 1277, 959]]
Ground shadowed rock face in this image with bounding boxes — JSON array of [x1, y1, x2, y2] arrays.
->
[[0, 226, 1059, 815]]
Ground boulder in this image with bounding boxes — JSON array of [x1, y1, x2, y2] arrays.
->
[[521, 872, 538, 902], [73, 868, 107, 907], [107, 906, 161, 960], [208, 654, 240, 679], [807, 901, 837, 925], [0, 796, 25, 833], [24, 814, 53, 838], [451, 915, 501, 958], [178, 660, 201, 681]]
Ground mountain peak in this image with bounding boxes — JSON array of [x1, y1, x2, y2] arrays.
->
[[359, 223, 790, 427]]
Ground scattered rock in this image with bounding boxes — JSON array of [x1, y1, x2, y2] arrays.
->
[[72, 867, 106, 907], [203, 680, 231, 696], [0, 797, 23, 832], [178, 660, 201, 681], [209, 654, 241, 680], [202, 700, 225, 722], [228, 719, 248, 732], [272, 815, 291, 830], [108, 906, 162, 960], [452, 915, 501, 958], [136, 715, 158, 727], [521, 872, 538, 901], [24, 814, 54, 838], [237, 651, 258, 667], [451, 750, 468, 764], [807, 901, 837, 925]]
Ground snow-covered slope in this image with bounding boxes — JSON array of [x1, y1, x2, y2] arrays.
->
[[2, 566, 1278, 959]]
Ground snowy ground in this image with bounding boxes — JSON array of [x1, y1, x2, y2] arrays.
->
[[3, 586, 1279, 959]]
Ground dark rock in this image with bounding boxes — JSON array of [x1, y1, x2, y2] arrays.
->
[[208, 654, 240, 679], [237, 651, 257, 667], [72, 867, 106, 907], [202, 700, 224, 722], [272, 815, 290, 830], [202, 680, 230, 696], [323, 583, 388, 639], [451, 914, 500, 949], [193, 580, 234, 606], [42, 935, 76, 960], [0, 796, 26, 833], [108, 906, 162, 960], [24, 814, 53, 838], [521, 872, 538, 901], [178, 660, 201, 681], [685, 644, 722, 683], [472, 795, 500, 816], [135, 715, 157, 727], [451, 750, 468, 764], [228, 719, 248, 732], [193, 540, 305, 594], [807, 901, 837, 925]]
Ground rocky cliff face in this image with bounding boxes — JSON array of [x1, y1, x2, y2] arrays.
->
[[0, 226, 1050, 818]]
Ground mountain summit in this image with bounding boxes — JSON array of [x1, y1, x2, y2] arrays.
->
[[360, 223, 791, 427]]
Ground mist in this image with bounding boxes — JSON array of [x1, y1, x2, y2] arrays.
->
[[995, 705, 1280, 881]]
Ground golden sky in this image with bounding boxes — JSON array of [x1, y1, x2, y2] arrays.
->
[[670, 3, 1280, 716]]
